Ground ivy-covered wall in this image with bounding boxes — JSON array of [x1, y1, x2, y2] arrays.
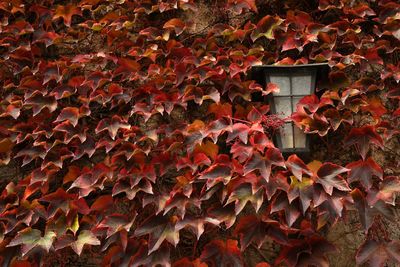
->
[[0, 0, 399, 266]]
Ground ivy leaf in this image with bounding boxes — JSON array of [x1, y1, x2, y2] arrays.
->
[[316, 162, 350, 195], [163, 18, 186, 35], [173, 258, 207, 267], [200, 239, 243, 267], [55, 106, 90, 127], [55, 230, 100, 255], [244, 148, 285, 182], [346, 158, 383, 190], [130, 240, 171, 267], [288, 176, 314, 214], [24, 93, 57, 116], [7, 228, 56, 256], [251, 15, 284, 41], [375, 176, 400, 205], [234, 215, 288, 250], [225, 184, 263, 215], [285, 155, 313, 181], [208, 103, 233, 119], [73, 230, 100, 255], [95, 115, 131, 140], [276, 236, 336, 267], [53, 4, 82, 26], [175, 216, 219, 240], [356, 240, 400, 267], [96, 214, 135, 238], [351, 189, 394, 232], [134, 215, 179, 254], [207, 203, 237, 229], [361, 96, 388, 121], [344, 126, 384, 159], [227, 0, 258, 14], [199, 162, 232, 187], [271, 193, 301, 227], [226, 123, 250, 144]]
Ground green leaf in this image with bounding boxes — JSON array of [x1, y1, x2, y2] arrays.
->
[[72, 230, 100, 255], [7, 228, 56, 256]]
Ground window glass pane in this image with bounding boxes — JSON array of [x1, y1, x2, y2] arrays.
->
[[292, 96, 303, 112], [294, 126, 307, 148], [292, 74, 312, 95], [269, 76, 290, 95], [274, 97, 292, 118], [280, 123, 293, 148]]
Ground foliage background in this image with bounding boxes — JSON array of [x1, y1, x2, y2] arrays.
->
[[0, 0, 399, 266]]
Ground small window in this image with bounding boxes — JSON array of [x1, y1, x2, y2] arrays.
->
[[249, 64, 330, 157]]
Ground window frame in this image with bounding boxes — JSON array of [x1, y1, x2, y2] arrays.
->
[[266, 67, 317, 154], [250, 63, 329, 157]]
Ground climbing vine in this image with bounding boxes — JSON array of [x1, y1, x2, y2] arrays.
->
[[0, 0, 399, 266]]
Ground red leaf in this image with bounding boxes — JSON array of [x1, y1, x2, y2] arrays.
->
[[351, 189, 393, 231], [375, 176, 400, 205], [7, 228, 56, 256], [208, 103, 232, 119], [134, 215, 179, 254], [90, 195, 114, 212], [316, 162, 350, 195], [95, 115, 131, 140], [346, 158, 383, 190], [53, 4, 82, 26], [251, 15, 284, 41], [285, 155, 312, 181], [356, 240, 400, 267], [24, 93, 57, 116], [344, 126, 384, 160], [225, 184, 263, 214], [227, 0, 258, 14], [234, 215, 288, 250], [199, 162, 232, 186], [270, 193, 301, 227], [226, 123, 250, 144], [163, 18, 186, 35], [361, 96, 388, 121], [175, 216, 219, 240], [244, 148, 285, 181], [276, 236, 336, 267], [96, 213, 135, 238], [173, 258, 207, 267], [55, 230, 100, 255], [200, 239, 243, 267], [55, 106, 90, 127]]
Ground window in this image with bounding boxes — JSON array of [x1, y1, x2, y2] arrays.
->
[[251, 63, 328, 156], [268, 68, 316, 151]]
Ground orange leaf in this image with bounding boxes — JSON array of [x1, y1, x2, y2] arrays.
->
[[53, 4, 82, 26]]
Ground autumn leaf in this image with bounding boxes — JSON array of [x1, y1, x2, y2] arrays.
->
[[53, 4, 82, 26], [316, 162, 350, 195], [344, 126, 384, 159], [346, 158, 383, 190], [285, 154, 313, 181], [55, 230, 100, 255], [251, 15, 284, 41], [225, 184, 263, 214], [95, 115, 131, 140], [7, 228, 56, 256], [244, 148, 285, 181], [163, 18, 186, 35], [134, 215, 179, 254], [227, 0, 258, 14], [356, 240, 400, 267], [234, 215, 287, 250], [200, 239, 243, 267]]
